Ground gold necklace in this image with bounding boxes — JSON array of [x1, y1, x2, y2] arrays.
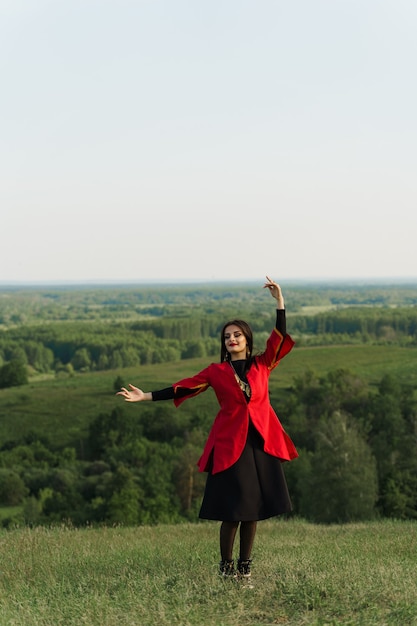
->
[[229, 362, 251, 397]]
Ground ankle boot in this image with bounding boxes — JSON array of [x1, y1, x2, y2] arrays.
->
[[219, 559, 237, 578], [237, 558, 252, 578]]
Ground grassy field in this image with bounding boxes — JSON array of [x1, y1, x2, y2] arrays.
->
[[0, 519, 416, 626]]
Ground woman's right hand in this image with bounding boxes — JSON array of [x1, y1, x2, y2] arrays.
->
[[263, 276, 285, 308], [116, 384, 148, 402]]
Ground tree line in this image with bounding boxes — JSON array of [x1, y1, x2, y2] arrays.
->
[[290, 307, 417, 345], [1, 282, 416, 326], [1, 306, 416, 388]]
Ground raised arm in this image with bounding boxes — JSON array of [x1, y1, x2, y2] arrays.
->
[[263, 276, 285, 309], [263, 276, 286, 334]]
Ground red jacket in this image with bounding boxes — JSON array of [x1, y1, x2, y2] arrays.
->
[[173, 328, 298, 474]]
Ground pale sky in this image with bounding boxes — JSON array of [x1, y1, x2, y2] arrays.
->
[[1, 0, 416, 283]]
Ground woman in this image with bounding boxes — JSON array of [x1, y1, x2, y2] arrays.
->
[[117, 276, 298, 582]]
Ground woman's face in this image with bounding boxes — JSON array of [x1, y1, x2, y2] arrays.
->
[[224, 324, 248, 361]]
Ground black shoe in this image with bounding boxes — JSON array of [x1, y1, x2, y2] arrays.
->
[[219, 559, 237, 578], [237, 559, 252, 579]]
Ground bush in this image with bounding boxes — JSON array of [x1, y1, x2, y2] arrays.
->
[[0, 469, 28, 505], [0, 359, 28, 388]]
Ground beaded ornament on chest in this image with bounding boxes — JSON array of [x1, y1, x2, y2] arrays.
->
[[229, 362, 251, 398]]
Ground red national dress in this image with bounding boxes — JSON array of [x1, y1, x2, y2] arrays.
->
[[173, 327, 298, 475]]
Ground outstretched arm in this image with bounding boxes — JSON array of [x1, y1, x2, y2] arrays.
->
[[116, 384, 193, 402]]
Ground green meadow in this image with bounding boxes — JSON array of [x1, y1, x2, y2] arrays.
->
[[0, 519, 416, 626]]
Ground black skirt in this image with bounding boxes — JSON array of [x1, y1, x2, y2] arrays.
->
[[199, 421, 293, 522]]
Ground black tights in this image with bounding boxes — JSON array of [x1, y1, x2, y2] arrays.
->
[[220, 520, 257, 561]]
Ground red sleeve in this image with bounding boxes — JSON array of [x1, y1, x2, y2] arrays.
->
[[257, 328, 295, 370], [172, 367, 211, 407]]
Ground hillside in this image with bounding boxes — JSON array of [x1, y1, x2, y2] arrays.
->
[[1, 283, 416, 528], [1, 343, 416, 448], [0, 519, 416, 625]]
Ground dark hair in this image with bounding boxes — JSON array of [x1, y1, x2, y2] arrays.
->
[[220, 319, 253, 363]]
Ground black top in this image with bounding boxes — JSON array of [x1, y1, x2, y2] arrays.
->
[[152, 309, 286, 401]]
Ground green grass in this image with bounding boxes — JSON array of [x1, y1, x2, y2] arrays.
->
[[1, 344, 416, 448], [281, 343, 417, 384], [0, 506, 21, 522], [0, 519, 416, 625]]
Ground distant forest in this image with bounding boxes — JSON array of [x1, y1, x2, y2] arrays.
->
[[1, 282, 416, 379], [0, 282, 416, 528]]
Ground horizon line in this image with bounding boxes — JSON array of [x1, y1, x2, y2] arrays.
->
[[1, 276, 417, 287]]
